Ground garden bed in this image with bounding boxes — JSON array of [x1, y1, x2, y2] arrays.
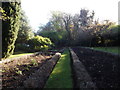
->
[[69, 48, 97, 89], [1, 50, 61, 89], [72, 47, 120, 89]]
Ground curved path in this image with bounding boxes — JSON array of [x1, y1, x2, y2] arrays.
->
[[72, 47, 120, 89]]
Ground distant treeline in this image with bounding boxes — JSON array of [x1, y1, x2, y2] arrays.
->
[[1, 3, 119, 58], [36, 10, 119, 47]]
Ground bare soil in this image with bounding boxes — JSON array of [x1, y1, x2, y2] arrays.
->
[[72, 47, 120, 89], [1, 52, 54, 88]]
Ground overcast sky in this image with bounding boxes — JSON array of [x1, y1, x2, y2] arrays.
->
[[21, 0, 119, 32]]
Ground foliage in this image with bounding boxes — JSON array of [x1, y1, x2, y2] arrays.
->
[[27, 35, 53, 52], [15, 43, 29, 52], [37, 9, 95, 46], [2, 2, 21, 58], [90, 24, 119, 47], [31, 59, 38, 66], [15, 67, 23, 75], [79, 9, 94, 26], [15, 10, 34, 52], [16, 10, 34, 44], [101, 25, 120, 46], [38, 30, 68, 47], [16, 70, 23, 75], [37, 9, 119, 47], [0, 7, 9, 20]]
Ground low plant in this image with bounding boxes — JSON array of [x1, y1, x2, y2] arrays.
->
[[25, 65, 31, 71], [31, 59, 38, 66], [25, 67, 29, 71], [14, 66, 23, 75], [0, 69, 6, 73], [16, 70, 23, 75], [17, 63, 21, 66]]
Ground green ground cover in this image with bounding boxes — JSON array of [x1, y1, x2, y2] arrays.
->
[[44, 49, 73, 88], [8, 53, 33, 59], [91, 47, 120, 54]]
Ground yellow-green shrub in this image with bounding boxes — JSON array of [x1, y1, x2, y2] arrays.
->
[[27, 35, 53, 51]]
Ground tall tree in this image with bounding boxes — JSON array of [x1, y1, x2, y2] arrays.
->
[[62, 13, 73, 43], [72, 14, 80, 40], [2, 2, 21, 58], [79, 9, 94, 27], [50, 11, 65, 31], [16, 10, 34, 44]]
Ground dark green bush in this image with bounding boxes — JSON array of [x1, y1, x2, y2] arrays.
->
[[15, 43, 29, 52], [2, 2, 21, 58]]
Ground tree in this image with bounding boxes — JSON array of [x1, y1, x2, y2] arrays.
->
[[16, 10, 34, 44], [50, 11, 65, 31], [2, 2, 21, 58], [37, 9, 117, 47], [0, 7, 9, 20], [62, 13, 73, 43], [71, 14, 80, 41], [79, 9, 94, 27], [86, 20, 115, 47], [37, 11, 69, 47], [38, 30, 68, 47], [37, 10, 95, 46]]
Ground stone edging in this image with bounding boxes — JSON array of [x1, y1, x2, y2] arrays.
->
[[23, 53, 61, 88], [69, 48, 97, 89]]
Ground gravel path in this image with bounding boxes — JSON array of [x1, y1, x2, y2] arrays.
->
[[72, 47, 120, 89]]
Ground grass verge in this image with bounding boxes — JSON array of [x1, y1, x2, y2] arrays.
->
[[44, 49, 73, 88], [91, 47, 120, 54], [8, 53, 34, 59]]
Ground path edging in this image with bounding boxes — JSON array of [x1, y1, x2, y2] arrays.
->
[[23, 53, 61, 88], [69, 47, 97, 89]]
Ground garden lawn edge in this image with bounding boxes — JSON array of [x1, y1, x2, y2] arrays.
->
[[85, 47, 120, 56], [0, 53, 35, 64], [0, 52, 46, 64]]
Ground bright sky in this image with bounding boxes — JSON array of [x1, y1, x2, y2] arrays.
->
[[21, 0, 119, 32]]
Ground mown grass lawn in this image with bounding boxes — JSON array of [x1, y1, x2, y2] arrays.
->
[[44, 49, 73, 88], [91, 47, 120, 54], [8, 53, 34, 59]]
